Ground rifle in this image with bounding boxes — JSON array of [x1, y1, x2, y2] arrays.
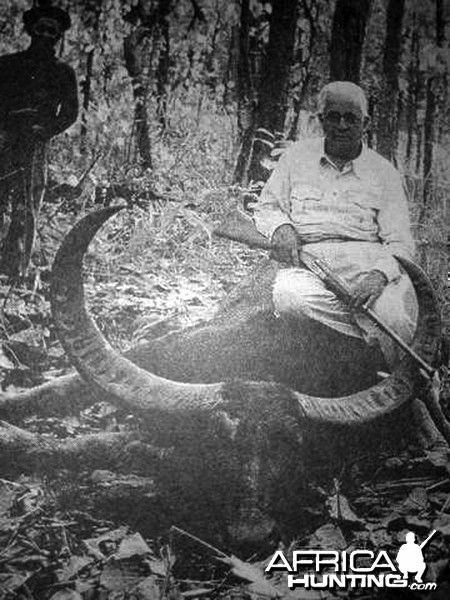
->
[[419, 530, 437, 550], [213, 209, 435, 377]]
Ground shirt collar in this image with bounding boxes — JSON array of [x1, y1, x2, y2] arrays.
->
[[351, 145, 372, 179], [319, 138, 371, 179]]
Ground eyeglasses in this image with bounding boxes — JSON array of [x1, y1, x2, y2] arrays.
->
[[323, 111, 362, 126]]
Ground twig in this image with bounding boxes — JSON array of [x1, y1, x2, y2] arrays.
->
[[0, 168, 24, 182], [439, 493, 450, 515], [421, 371, 450, 445], [426, 478, 450, 492], [0, 478, 24, 488], [170, 525, 228, 558]]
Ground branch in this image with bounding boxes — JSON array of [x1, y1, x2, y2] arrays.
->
[[189, 0, 206, 29], [0, 374, 96, 425], [0, 421, 152, 476]]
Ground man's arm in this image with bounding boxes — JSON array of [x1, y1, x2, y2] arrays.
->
[[253, 148, 295, 241], [374, 164, 415, 279], [349, 164, 415, 308], [47, 65, 78, 138]]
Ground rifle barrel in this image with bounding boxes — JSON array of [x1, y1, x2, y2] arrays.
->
[[365, 306, 434, 376], [419, 530, 437, 550], [301, 251, 435, 377]]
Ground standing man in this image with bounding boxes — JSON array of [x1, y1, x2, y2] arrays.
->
[[253, 81, 417, 367], [0, 2, 78, 279]]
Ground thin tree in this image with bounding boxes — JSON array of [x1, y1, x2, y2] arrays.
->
[[80, 4, 102, 155], [154, 1, 172, 130], [246, 0, 298, 183], [123, 1, 158, 169], [405, 13, 419, 166], [233, 0, 255, 184], [329, 0, 372, 83], [287, 0, 318, 141], [376, 0, 405, 162], [423, 0, 444, 206]]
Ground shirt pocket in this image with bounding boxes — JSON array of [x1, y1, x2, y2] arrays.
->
[[343, 181, 382, 232], [344, 180, 382, 211], [290, 182, 322, 219]]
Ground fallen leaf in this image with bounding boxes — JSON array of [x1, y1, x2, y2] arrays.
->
[[326, 493, 362, 525], [0, 347, 15, 369], [433, 514, 450, 538], [181, 588, 213, 598], [100, 558, 142, 592], [57, 555, 93, 581], [146, 556, 168, 577], [116, 532, 152, 560], [401, 487, 429, 513], [134, 575, 161, 599], [0, 481, 16, 514], [49, 590, 83, 600], [308, 524, 347, 550], [221, 555, 282, 598], [83, 526, 128, 559], [0, 572, 31, 595]]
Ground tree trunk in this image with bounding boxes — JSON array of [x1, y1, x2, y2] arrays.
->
[[376, 0, 405, 162], [0, 373, 92, 425], [416, 119, 423, 174], [423, 0, 444, 206], [80, 7, 101, 155], [367, 93, 375, 148], [80, 49, 95, 154], [224, 23, 239, 107], [423, 76, 435, 204], [329, 0, 372, 83], [0, 421, 142, 476], [247, 0, 298, 183], [156, 1, 171, 130], [123, 27, 153, 169], [287, 0, 318, 140], [406, 15, 419, 166], [233, 0, 256, 184]]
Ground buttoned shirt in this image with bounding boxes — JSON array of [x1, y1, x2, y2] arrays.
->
[[253, 138, 415, 285]]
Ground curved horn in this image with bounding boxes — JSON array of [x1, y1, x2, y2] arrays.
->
[[51, 209, 441, 424], [296, 254, 441, 424], [50, 207, 225, 413]]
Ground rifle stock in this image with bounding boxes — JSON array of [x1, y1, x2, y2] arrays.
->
[[213, 209, 273, 250]]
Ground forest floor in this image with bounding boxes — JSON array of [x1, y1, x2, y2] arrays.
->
[[0, 196, 449, 599]]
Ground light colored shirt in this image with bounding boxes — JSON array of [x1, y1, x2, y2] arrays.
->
[[253, 138, 415, 284]]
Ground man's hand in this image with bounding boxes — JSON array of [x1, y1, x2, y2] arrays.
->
[[271, 224, 299, 265], [349, 270, 388, 309]]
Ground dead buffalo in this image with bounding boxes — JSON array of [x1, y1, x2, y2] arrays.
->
[[0, 207, 443, 543]]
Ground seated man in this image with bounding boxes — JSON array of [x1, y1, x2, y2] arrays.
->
[[253, 81, 417, 367]]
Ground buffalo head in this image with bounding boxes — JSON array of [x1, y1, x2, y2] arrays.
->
[[48, 207, 442, 543]]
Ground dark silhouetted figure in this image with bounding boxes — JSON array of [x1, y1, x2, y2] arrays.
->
[[0, 2, 78, 279]]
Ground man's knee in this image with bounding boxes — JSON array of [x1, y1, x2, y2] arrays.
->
[[273, 268, 323, 317]]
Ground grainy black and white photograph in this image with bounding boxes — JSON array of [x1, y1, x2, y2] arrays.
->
[[0, 0, 448, 598]]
